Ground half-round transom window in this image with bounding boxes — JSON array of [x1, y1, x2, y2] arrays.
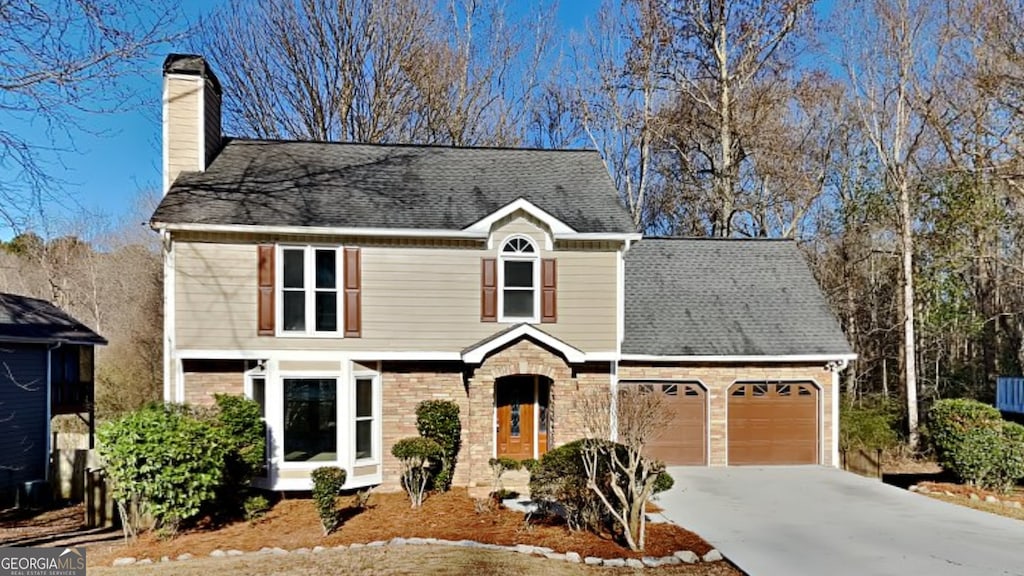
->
[[500, 236, 538, 320]]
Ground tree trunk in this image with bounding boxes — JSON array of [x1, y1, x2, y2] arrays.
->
[[899, 177, 920, 450]]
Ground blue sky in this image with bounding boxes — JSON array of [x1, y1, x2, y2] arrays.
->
[[2, 1, 597, 239]]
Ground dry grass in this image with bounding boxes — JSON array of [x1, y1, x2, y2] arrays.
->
[[922, 493, 1024, 522], [86, 545, 741, 576]]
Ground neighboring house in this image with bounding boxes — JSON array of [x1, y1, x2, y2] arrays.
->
[[0, 293, 106, 504], [153, 54, 855, 492]]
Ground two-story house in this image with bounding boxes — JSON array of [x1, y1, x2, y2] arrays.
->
[[152, 54, 854, 492]]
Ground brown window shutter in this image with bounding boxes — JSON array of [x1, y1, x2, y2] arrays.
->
[[257, 244, 275, 335], [344, 247, 362, 337], [481, 258, 497, 322], [541, 258, 557, 323]]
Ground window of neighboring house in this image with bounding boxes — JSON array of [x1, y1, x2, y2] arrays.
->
[[283, 378, 338, 462], [499, 236, 538, 321], [354, 376, 376, 461], [280, 246, 341, 335], [247, 373, 268, 476]]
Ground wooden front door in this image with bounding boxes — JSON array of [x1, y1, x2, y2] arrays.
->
[[496, 377, 536, 459]]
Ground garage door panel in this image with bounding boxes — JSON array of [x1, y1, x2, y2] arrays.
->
[[621, 382, 706, 466], [728, 382, 818, 466]]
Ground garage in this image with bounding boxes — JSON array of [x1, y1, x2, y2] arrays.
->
[[728, 382, 818, 465], [620, 382, 706, 465]]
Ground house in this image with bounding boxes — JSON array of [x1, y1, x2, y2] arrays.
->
[[152, 54, 855, 492], [0, 293, 106, 504]]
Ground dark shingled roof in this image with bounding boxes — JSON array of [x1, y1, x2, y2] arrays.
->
[[0, 293, 106, 345], [151, 139, 636, 234], [623, 239, 852, 357]]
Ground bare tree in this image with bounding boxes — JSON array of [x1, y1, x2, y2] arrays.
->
[[578, 385, 672, 552], [662, 0, 815, 237], [839, 0, 953, 448], [200, 0, 553, 146], [0, 0, 188, 229]]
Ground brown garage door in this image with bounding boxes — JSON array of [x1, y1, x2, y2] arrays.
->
[[728, 382, 818, 465], [620, 382, 706, 465]]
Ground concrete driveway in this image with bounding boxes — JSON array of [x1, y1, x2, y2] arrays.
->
[[658, 466, 1024, 576]]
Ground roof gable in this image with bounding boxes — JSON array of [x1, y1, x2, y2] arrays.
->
[[151, 139, 636, 234], [623, 239, 852, 358]]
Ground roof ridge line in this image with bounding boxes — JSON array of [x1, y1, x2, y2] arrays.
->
[[222, 136, 599, 154]]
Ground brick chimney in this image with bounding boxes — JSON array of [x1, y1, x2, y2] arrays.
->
[[162, 54, 222, 193]]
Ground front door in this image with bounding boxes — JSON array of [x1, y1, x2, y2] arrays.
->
[[496, 377, 537, 459]]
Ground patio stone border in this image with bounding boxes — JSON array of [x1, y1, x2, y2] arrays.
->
[[110, 538, 724, 568]]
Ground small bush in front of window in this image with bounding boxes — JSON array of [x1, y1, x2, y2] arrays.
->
[[311, 466, 347, 534], [415, 400, 461, 491], [212, 394, 266, 512], [391, 437, 443, 508], [243, 493, 271, 522]]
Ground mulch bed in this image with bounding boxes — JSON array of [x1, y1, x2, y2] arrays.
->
[[88, 489, 711, 567]]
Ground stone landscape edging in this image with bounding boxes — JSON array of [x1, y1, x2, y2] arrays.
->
[[909, 483, 1024, 509], [109, 537, 724, 568]]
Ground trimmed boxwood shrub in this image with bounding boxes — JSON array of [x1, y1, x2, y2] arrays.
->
[[929, 398, 1024, 491], [415, 400, 461, 491], [392, 437, 443, 507], [311, 466, 347, 534], [528, 439, 673, 532], [211, 394, 266, 511]]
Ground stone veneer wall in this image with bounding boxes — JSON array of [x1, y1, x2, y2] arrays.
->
[[181, 359, 245, 406], [379, 361, 468, 491], [617, 363, 836, 467]]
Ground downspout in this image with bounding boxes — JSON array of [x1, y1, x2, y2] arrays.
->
[[45, 341, 62, 482], [828, 359, 851, 468]]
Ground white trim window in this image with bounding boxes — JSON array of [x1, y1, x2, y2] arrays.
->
[[281, 377, 340, 463], [278, 245, 343, 336], [353, 374, 380, 463], [498, 235, 539, 322]]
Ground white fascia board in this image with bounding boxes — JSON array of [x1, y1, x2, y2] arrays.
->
[[462, 324, 586, 364], [619, 353, 859, 363], [462, 198, 576, 235], [554, 232, 643, 243], [152, 221, 487, 240]]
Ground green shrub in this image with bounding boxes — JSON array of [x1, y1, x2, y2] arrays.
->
[[652, 469, 674, 495], [529, 440, 601, 531], [98, 403, 228, 533], [392, 437, 443, 507], [243, 494, 271, 522], [311, 467, 347, 534], [839, 398, 900, 452], [415, 400, 461, 491], [529, 440, 673, 533], [928, 398, 1024, 491], [993, 422, 1024, 492], [211, 395, 266, 511], [519, 458, 540, 475]]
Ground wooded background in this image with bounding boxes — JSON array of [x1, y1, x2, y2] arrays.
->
[[3, 0, 1023, 446]]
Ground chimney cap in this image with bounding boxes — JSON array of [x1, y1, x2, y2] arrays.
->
[[163, 54, 222, 95]]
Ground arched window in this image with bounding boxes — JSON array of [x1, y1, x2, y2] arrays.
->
[[499, 236, 538, 321]]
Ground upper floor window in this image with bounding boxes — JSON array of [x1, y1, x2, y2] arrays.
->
[[499, 236, 538, 322], [279, 246, 342, 335]]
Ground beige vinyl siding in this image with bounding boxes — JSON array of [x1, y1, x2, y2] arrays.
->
[[165, 76, 201, 186], [174, 215, 617, 353]]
